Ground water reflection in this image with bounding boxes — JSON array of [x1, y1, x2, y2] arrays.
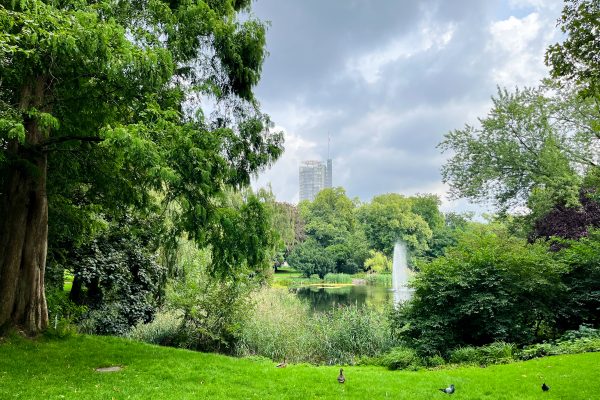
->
[[292, 285, 393, 312]]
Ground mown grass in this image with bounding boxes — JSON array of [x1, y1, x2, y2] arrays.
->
[[1, 334, 599, 399]]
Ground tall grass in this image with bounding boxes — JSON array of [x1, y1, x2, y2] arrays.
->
[[323, 273, 354, 284], [236, 288, 396, 364]]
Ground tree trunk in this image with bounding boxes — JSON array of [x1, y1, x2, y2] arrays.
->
[[0, 77, 49, 334]]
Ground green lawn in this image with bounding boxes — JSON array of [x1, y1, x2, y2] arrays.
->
[[1, 335, 599, 399]]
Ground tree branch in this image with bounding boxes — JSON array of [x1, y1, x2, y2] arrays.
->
[[40, 135, 104, 151]]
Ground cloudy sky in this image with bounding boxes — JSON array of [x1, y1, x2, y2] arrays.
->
[[250, 0, 564, 214]]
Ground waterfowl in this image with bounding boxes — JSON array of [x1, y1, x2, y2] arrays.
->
[[276, 358, 287, 368], [337, 368, 345, 384]]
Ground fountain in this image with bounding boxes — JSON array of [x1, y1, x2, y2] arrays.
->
[[391, 241, 414, 304]]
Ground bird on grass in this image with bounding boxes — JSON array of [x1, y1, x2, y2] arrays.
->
[[276, 358, 287, 368], [439, 384, 455, 394], [337, 368, 345, 384], [542, 383, 550, 392]]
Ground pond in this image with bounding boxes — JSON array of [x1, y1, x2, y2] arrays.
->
[[291, 284, 393, 312]]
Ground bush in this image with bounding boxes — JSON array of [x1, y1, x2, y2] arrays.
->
[[559, 325, 600, 341], [378, 347, 422, 370], [45, 289, 87, 337], [127, 311, 183, 347], [396, 226, 564, 356], [424, 355, 446, 368], [449, 342, 516, 366], [520, 336, 600, 361]]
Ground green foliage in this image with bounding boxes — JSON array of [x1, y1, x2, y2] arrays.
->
[[371, 346, 423, 371], [546, 0, 600, 96], [69, 223, 166, 336], [323, 273, 354, 284], [237, 288, 395, 365], [440, 85, 592, 212], [287, 238, 335, 279], [357, 193, 432, 259], [395, 225, 564, 356], [555, 229, 600, 331], [45, 289, 87, 337], [127, 311, 184, 347], [164, 239, 258, 353], [364, 250, 391, 273], [0, 0, 283, 332], [292, 188, 369, 275], [449, 342, 516, 366], [520, 334, 600, 361]]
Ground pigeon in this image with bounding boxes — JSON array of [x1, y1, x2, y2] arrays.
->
[[276, 358, 287, 368], [542, 383, 550, 392], [439, 384, 455, 394], [337, 368, 345, 384]]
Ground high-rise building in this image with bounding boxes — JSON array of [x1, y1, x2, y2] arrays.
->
[[299, 159, 332, 202]]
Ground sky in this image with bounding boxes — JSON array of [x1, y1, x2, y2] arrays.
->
[[249, 0, 564, 214]]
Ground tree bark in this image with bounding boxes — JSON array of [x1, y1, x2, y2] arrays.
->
[[0, 77, 49, 334]]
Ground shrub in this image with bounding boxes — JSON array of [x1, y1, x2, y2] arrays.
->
[[424, 355, 446, 368], [396, 226, 564, 356], [127, 311, 183, 347], [45, 289, 87, 337], [449, 346, 481, 365], [520, 336, 600, 360], [449, 342, 516, 366], [378, 347, 422, 370], [559, 325, 600, 341]]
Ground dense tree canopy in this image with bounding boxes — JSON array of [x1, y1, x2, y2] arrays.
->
[[357, 193, 432, 259], [0, 0, 283, 333]]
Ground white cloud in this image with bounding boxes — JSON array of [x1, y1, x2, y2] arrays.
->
[[488, 11, 559, 87], [345, 22, 456, 84], [252, 127, 318, 203]]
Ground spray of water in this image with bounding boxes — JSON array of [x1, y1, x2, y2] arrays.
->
[[392, 241, 414, 304]]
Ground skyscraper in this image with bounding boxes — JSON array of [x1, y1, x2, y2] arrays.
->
[[299, 159, 332, 202]]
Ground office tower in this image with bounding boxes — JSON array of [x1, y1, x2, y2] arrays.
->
[[299, 160, 326, 201], [325, 158, 332, 189]]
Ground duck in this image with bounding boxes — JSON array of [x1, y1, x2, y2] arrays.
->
[[276, 358, 287, 368], [337, 368, 345, 384]]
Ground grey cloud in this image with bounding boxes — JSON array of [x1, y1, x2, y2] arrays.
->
[[251, 0, 562, 209]]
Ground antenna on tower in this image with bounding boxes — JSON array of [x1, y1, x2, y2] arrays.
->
[[327, 132, 330, 159]]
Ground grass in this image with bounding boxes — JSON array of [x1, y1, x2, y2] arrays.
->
[[1, 334, 599, 399], [271, 267, 391, 288]]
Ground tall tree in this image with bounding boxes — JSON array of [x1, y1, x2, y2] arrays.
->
[[0, 0, 282, 334], [439, 84, 597, 212], [546, 0, 600, 97], [357, 193, 432, 259]]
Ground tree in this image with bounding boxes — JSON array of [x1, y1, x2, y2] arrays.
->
[[357, 193, 432, 259], [0, 1, 282, 334], [546, 0, 600, 96], [440, 84, 597, 212], [287, 238, 335, 279], [256, 186, 305, 270], [364, 250, 391, 273]]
